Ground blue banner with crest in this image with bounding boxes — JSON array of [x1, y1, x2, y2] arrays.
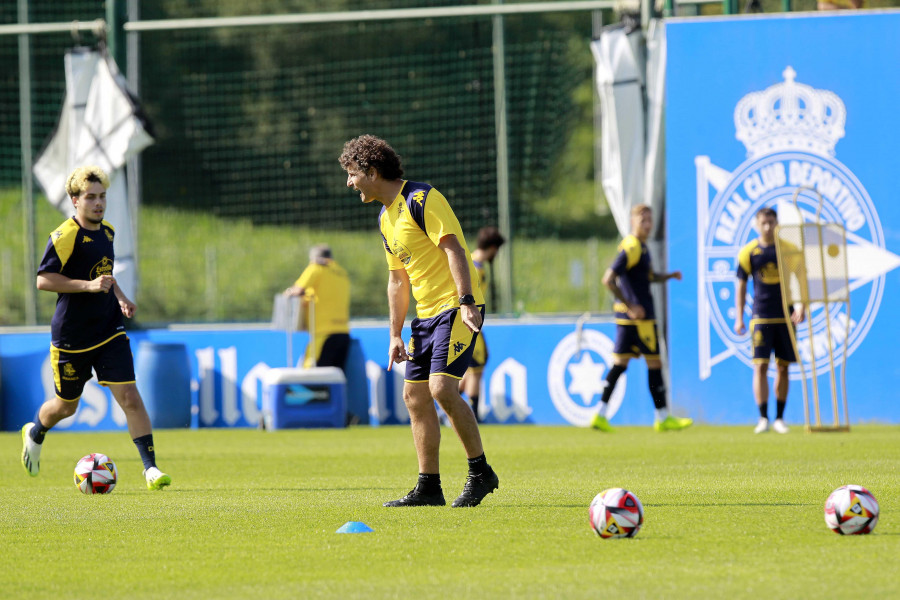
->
[[665, 12, 900, 424]]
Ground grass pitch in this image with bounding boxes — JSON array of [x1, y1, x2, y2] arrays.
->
[[1, 425, 897, 599]]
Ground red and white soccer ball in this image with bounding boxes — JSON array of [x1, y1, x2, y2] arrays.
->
[[824, 484, 879, 535], [589, 487, 644, 539], [74, 453, 118, 495]]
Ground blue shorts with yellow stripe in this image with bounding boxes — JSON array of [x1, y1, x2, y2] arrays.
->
[[751, 318, 797, 364], [613, 319, 660, 360], [50, 333, 136, 401], [405, 306, 485, 381]]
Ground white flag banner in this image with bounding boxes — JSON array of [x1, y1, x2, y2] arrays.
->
[[33, 47, 153, 301], [591, 28, 645, 238]]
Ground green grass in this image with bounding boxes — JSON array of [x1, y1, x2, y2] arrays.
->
[[1, 425, 897, 599]]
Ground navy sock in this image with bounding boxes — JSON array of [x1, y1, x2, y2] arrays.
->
[[132, 434, 157, 470], [758, 401, 769, 419], [648, 369, 667, 410], [601, 364, 627, 404], [417, 473, 441, 494], [467, 453, 489, 476], [775, 399, 786, 420], [30, 415, 50, 444]]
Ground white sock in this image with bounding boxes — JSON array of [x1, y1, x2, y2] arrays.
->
[[595, 402, 608, 418], [655, 407, 669, 421]]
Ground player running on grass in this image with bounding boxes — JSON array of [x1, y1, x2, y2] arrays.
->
[[20, 166, 171, 491], [734, 207, 805, 434], [340, 135, 498, 508], [590, 204, 692, 433]]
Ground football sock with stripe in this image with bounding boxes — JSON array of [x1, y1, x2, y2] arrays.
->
[[30, 415, 50, 444], [132, 434, 157, 470]]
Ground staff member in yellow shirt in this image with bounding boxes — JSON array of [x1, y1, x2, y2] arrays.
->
[[284, 244, 351, 370]]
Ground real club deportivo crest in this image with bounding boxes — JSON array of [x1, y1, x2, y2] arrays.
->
[[696, 67, 900, 379]]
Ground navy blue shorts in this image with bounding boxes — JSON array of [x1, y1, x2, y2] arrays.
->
[[50, 333, 136, 401], [751, 319, 797, 364], [613, 320, 660, 360], [405, 306, 484, 381]]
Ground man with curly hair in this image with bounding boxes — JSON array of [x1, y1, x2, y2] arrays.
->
[[339, 135, 499, 507], [20, 165, 171, 491]]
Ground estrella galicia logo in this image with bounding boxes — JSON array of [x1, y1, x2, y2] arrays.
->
[[89, 256, 114, 280], [391, 240, 412, 265], [547, 329, 625, 426], [696, 67, 900, 379]]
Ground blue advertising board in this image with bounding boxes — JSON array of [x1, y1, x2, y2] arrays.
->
[[0, 318, 664, 431], [665, 12, 900, 424]]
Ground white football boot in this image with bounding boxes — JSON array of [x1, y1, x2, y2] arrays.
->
[[772, 419, 790, 434], [753, 417, 769, 434]]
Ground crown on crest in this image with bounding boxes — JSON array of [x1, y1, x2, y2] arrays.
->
[[734, 66, 846, 159]]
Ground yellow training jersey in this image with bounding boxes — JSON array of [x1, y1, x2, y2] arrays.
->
[[379, 181, 484, 319], [293, 260, 350, 337]]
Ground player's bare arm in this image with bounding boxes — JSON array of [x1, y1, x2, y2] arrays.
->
[[386, 267, 411, 370], [602, 268, 645, 320], [439, 234, 482, 333], [651, 270, 682, 282], [36, 271, 116, 294], [734, 277, 747, 334], [113, 282, 136, 318]]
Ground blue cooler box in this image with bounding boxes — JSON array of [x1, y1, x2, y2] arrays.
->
[[262, 367, 347, 429]]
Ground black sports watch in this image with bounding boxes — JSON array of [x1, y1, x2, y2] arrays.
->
[[459, 294, 476, 306]]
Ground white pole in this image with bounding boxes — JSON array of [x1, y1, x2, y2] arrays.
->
[[18, 0, 36, 325], [493, 1, 513, 315]]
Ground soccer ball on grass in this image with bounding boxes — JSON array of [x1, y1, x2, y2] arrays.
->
[[824, 484, 879, 535], [589, 487, 644, 539], [74, 453, 118, 495]]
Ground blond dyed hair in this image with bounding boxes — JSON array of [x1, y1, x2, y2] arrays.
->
[[66, 166, 110, 198]]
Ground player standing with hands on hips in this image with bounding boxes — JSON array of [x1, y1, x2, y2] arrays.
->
[[340, 135, 498, 507], [20, 166, 171, 491], [734, 207, 805, 434], [590, 204, 692, 433]]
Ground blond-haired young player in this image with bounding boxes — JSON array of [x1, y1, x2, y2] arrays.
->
[[21, 166, 171, 490]]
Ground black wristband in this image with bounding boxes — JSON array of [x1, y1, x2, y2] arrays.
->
[[459, 294, 476, 306]]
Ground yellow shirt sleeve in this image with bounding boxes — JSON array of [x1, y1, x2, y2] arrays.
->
[[423, 189, 464, 246], [295, 264, 320, 292]]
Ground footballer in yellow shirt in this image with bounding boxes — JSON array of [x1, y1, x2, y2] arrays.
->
[[340, 135, 498, 509]]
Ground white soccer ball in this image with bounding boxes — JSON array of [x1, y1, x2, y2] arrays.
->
[[74, 453, 118, 495], [824, 484, 879, 535], [589, 487, 644, 539]]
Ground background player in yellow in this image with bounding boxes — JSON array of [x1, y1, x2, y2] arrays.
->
[[339, 134, 498, 508], [590, 204, 691, 433], [283, 244, 351, 370], [20, 166, 171, 490], [459, 226, 505, 423], [734, 207, 806, 434]]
